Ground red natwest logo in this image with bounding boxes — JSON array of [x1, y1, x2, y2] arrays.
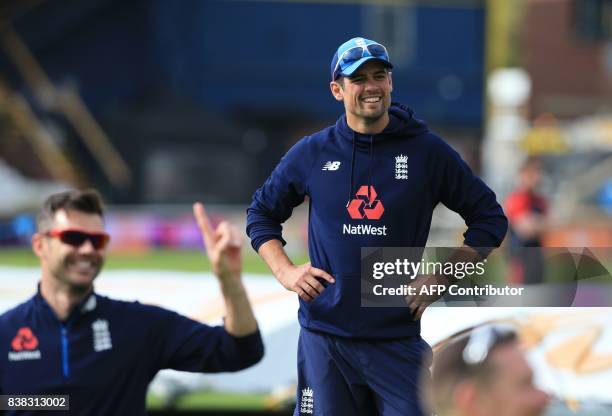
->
[[11, 327, 39, 351], [347, 186, 384, 220]]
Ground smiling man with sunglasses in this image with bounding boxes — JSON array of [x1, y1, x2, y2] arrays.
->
[[247, 36, 507, 415], [0, 189, 263, 415]]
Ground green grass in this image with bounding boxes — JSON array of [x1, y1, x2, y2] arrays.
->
[[0, 247, 308, 275], [146, 390, 271, 411], [0, 248, 38, 268]]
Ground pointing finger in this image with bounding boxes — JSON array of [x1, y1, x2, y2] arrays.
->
[[193, 202, 214, 246]]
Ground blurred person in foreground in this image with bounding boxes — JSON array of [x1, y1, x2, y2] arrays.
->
[[505, 157, 549, 284], [431, 325, 549, 416], [247, 36, 507, 415], [0, 189, 263, 415]]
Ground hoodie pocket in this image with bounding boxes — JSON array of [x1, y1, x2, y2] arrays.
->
[[301, 273, 421, 338], [300, 274, 361, 335]]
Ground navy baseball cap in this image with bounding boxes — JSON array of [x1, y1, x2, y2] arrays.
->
[[331, 37, 393, 81]]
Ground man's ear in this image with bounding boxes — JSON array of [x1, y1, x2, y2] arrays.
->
[[32, 233, 44, 259], [388, 71, 393, 93], [330, 80, 344, 102]]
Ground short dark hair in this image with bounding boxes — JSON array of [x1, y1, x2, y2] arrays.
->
[[37, 189, 105, 231], [431, 328, 517, 413]]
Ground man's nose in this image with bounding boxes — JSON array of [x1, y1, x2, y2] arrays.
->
[[364, 78, 378, 90], [78, 239, 97, 253]]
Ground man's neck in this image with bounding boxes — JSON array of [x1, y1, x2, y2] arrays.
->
[[40, 276, 92, 321], [346, 112, 389, 135]]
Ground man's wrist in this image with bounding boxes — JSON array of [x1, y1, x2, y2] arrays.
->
[[462, 244, 492, 260], [272, 261, 295, 283], [218, 275, 246, 296]]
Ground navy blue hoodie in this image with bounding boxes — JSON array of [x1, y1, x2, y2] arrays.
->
[[247, 103, 507, 338], [0, 289, 264, 415]]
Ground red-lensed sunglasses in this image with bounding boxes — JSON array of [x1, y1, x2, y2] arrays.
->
[[45, 229, 110, 250]]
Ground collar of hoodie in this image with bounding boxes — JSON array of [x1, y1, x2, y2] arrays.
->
[[340, 102, 429, 208]]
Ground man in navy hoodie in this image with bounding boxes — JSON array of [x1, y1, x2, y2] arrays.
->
[[247, 37, 507, 415], [0, 189, 263, 415]]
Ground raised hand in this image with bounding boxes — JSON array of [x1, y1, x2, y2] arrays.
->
[[193, 202, 242, 280]]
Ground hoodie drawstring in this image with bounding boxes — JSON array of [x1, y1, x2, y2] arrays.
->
[[346, 132, 357, 208], [367, 135, 373, 207], [346, 133, 375, 208]]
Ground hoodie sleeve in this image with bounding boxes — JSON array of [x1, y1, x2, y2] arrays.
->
[[433, 136, 508, 252], [246, 137, 316, 252], [146, 305, 264, 373]]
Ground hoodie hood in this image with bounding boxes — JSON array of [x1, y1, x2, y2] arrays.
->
[[335, 102, 429, 147], [336, 102, 430, 207]]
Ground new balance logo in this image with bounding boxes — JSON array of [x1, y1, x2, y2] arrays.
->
[[300, 387, 314, 414], [322, 161, 341, 171]]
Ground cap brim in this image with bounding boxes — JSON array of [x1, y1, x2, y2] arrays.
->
[[339, 56, 393, 78]]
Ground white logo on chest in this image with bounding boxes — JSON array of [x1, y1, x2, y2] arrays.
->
[[92, 319, 112, 352], [395, 154, 408, 180], [322, 161, 341, 171]]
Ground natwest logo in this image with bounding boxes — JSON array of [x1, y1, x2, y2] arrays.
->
[[347, 185, 384, 220], [9, 327, 42, 362], [11, 327, 38, 351]]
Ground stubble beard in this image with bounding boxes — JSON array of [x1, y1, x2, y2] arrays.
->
[[51, 253, 103, 295], [356, 101, 389, 125]]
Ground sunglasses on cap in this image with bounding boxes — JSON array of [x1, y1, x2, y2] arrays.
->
[[462, 324, 517, 366], [333, 43, 390, 80], [45, 229, 111, 250]]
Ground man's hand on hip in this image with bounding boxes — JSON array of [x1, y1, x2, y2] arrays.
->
[[406, 274, 447, 320], [278, 262, 335, 302]]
